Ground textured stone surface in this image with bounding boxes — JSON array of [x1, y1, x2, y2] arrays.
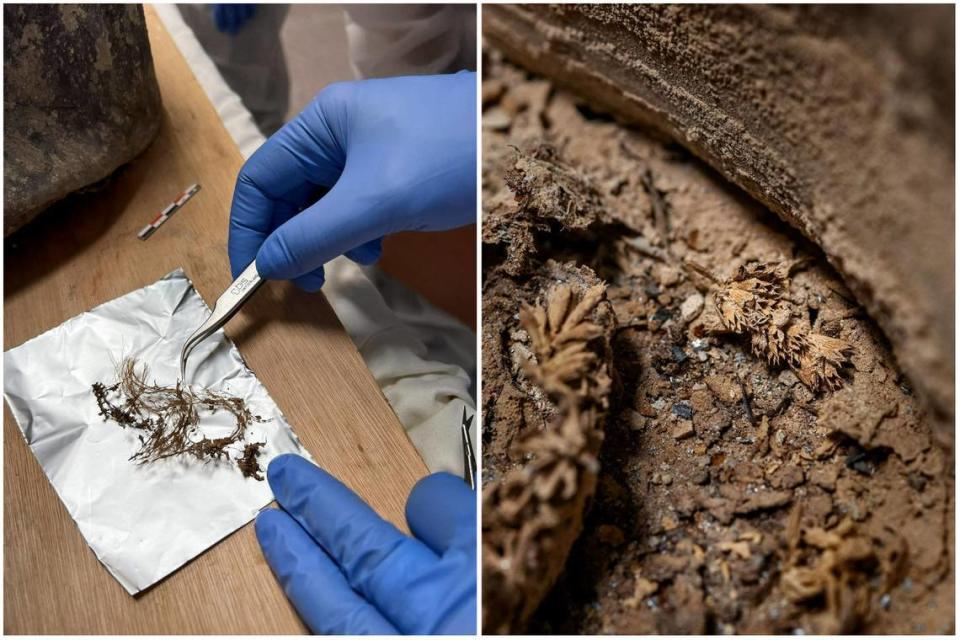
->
[[4, 4, 162, 234], [484, 4, 955, 439]]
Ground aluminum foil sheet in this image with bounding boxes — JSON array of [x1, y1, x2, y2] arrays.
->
[[4, 268, 310, 595]]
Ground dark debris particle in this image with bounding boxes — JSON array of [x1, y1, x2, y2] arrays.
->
[[907, 473, 927, 492], [897, 376, 913, 396], [672, 402, 693, 420], [238, 442, 266, 481], [670, 346, 688, 363], [845, 450, 875, 476], [651, 307, 672, 323]]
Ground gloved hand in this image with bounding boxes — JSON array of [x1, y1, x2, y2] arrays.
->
[[211, 4, 257, 35], [255, 454, 476, 634], [228, 72, 476, 291]]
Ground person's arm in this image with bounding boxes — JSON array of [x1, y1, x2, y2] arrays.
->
[[228, 72, 477, 291], [211, 4, 257, 35]]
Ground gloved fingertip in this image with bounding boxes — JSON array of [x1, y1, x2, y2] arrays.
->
[[255, 235, 300, 282], [266, 452, 299, 481], [344, 238, 383, 266], [253, 248, 280, 281], [409, 472, 467, 502], [292, 269, 325, 292], [255, 507, 284, 541], [406, 472, 476, 556], [266, 453, 332, 497]]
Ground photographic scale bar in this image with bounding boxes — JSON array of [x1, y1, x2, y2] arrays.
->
[[137, 183, 201, 240]]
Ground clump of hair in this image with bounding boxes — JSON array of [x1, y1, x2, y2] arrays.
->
[[92, 358, 267, 479], [691, 260, 852, 390]]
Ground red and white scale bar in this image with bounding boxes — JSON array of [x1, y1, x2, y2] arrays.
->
[[137, 183, 202, 240]]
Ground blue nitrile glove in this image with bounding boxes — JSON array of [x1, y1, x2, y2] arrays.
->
[[228, 72, 477, 292], [255, 454, 476, 634], [212, 4, 257, 35]]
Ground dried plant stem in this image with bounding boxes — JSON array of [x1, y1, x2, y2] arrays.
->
[[92, 358, 266, 479]]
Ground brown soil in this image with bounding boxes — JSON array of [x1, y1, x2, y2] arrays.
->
[[481, 50, 954, 634], [483, 4, 956, 442]]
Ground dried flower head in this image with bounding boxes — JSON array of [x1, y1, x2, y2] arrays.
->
[[484, 276, 613, 633], [518, 282, 611, 403], [696, 260, 852, 391]]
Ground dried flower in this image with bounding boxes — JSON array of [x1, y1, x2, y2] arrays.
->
[[699, 260, 852, 391], [484, 276, 613, 633], [781, 514, 904, 634], [518, 282, 610, 402]]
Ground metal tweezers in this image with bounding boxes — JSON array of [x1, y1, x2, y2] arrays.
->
[[461, 406, 477, 490], [179, 261, 264, 382]]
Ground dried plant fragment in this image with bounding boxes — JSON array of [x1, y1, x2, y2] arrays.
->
[[696, 260, 853, 391], [780, 516, 906, 634], [238, 442, 266, 480], [518, 282, 610, 403], [484, 145, 607, 276], [505, 144, 604, 232], [797, 333, 854, 391], [484, 276, 614, 633], [92, 358, 267, 479]]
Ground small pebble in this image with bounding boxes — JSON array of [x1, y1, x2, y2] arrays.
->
[[907, 473, 927, 491], [657, 264, 683, 287], [777, 369, 799, 386], [845, 450, 875, 476], [651, 472, 673, 485], [691, 468, 710, 485], [680, 293, 704, 323], [672, 402, 694, 420], [482, 107, 512, 130], [670, 420, 695, 440]]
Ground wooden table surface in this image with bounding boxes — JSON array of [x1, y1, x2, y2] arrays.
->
[[3, 6, 428, 634]]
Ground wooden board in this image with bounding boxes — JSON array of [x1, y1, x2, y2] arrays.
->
[[3, 6, 428, 634]]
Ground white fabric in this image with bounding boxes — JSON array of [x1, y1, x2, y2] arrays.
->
[[155, 5, 476, 476], [343, 5, 477, 78]]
